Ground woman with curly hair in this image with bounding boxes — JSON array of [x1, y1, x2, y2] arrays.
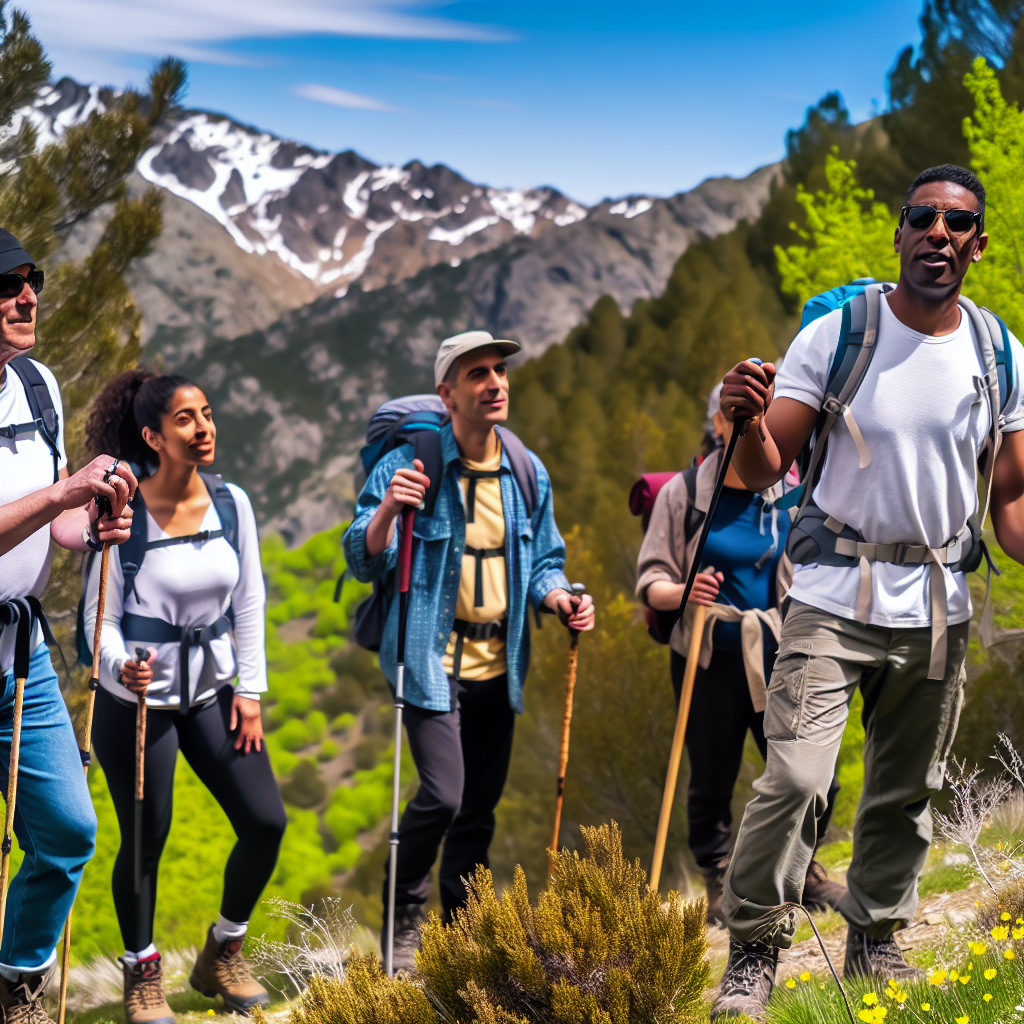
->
[[84, 370, 285, 1022]]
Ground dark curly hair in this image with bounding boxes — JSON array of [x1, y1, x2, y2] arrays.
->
[[85, 369, 199, 469]]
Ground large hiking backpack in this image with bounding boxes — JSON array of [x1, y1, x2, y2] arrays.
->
[[1, 356, 61, 483], [76, 473, 240, 664], [342, 394, 539, 652]]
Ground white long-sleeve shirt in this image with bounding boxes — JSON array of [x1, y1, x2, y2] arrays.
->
[[84, 482, 267, 708]]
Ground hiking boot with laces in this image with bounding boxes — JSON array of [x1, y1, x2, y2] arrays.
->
[[844, 925, 924, 981], [802, 859, 848, 913], [189, 925, 269, 1014], [700, 857, 731, 927], [381, 904, 425, 975], [0, 968, 54, 1024], [711, 939, 778, 1020], [121, 953, 176, 1024]]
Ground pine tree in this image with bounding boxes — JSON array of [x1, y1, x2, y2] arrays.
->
[[0, 3, 185, 646]]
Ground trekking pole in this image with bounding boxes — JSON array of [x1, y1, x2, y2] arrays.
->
[[648, 360, 762, 892], [549, 583, 586, 875], [58, 539, 111, 1024], [385, 506, 416, 979], [650, 602, 706, 893], [0, 603, 33, 947], [133, 647, 150, 895]]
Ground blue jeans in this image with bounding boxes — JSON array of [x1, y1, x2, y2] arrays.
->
[[0, 644, 96, 971]]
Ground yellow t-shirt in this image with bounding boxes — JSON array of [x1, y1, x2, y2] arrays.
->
[[442, 442, 508, 680]]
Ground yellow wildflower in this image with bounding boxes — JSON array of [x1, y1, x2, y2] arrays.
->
[[950, 970, 960, 981], [921, 1004, 931, 1013], [1013, 926, 1024, 940], [785, 978, 796, 989], [985, 968, 997, 980], [959, 974, 971, 984], [894, 990, 908, 1003], [1002, 912, 1011, 921], [1005, 949, 1016, 960], [927, 969, 947, 985], [983, 993, 993, 1002], [991, 925, 1010, 940], [955, 1016, 969, 1024], [967, 962, 974, 971], [969, 942, 987, 956], [885, 986, 897, 999], [862, 993, 879, 1006], [799, 971, 811, 982], [1016, 917, 1023, 924]]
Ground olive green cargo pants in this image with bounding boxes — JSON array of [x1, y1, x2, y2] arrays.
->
[[722, 600, 968, 947]]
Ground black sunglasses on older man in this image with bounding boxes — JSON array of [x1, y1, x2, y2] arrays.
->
[[0, 269, 43, 299], [899, 205, 983, 235]]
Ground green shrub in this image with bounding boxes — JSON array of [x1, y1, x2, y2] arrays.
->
[[418, 821, 709, 1023], [277, 718, 311, 752], [280, 760, 327, 809], [353, 737, 381, 770], [306, 710, 328, 743], [318, 739, 340, 762], [331, 712, 356, 734]]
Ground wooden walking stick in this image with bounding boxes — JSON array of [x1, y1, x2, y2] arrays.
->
[[133, 647, 150, 895], [58, 540, 110, 1024], [549, 583, 586, 874], [0, 601, 34, 947], [649, 603, 706, 893]]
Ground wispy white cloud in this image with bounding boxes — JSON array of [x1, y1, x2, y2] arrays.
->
[[29, 1, 508, 72], [294, 83, 397, 111]]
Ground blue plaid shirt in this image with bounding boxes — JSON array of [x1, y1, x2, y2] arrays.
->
[[343, 423, 570, 713]]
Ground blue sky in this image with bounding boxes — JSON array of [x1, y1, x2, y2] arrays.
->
[[31, 1, 924, 205]]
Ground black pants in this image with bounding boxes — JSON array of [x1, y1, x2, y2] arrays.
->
[[386, 673, 514, 922], [672, 649, 839, 870], [92, 685, 287, 951]]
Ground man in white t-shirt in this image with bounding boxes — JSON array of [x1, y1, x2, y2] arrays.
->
[[709, 165, 1024, 1019], [0, 227, 138, 1019]]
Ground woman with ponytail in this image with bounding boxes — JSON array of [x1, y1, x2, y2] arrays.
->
[[84, 370, 285, 1022]]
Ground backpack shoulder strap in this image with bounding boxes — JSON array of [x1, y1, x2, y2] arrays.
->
[[7, 356, 60, 483], [119, 489, 149, 602], [200, 473, 240, 554], [411, 431, 445, 517], [796, 282, 889, 514], [494, 425, 539, 519], [681, 465, 704, 541]]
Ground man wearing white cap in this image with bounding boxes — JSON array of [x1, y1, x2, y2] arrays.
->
[[345, 330, 594, 969]]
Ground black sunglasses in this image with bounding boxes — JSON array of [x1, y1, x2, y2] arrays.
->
[[0, 269, 43, 299], [900, 205, 982, 235]]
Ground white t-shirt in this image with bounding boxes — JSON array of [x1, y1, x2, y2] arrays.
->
[[776, 295, 1024, 627], [84, 482, 268, 708], [0, 359, 67, 673]]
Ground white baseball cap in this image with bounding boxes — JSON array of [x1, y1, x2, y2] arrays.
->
[[434, 330, 521, 388]]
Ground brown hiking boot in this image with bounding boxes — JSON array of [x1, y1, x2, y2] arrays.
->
[[711, 939, 778, 1020], [802, 859, 848, 913], [844, 926, 925, 981], [0, 968, 53, 1024], [700, 857, 731, 927], [189, 926, 269, 1014], [121, 954, 176, 1024]]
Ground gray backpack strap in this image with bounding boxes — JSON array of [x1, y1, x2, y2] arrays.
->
[[798, 282, 888, 514]]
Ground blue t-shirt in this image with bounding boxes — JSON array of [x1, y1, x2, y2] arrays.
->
[[700, 487, 789, 653]]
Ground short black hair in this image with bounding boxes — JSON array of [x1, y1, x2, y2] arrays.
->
[[905, 164, 986, 229]]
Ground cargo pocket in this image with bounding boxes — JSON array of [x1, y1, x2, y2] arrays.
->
[[764, 650, 808, 741]]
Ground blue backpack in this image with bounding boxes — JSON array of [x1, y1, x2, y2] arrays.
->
[[76, 473, 240, 664], [340, 394, 539, 651]]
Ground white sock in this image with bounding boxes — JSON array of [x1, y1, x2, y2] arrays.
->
[[122, 943, 158, 965], [212, 915, 247, 943]]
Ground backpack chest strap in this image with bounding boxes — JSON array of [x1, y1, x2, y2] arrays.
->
[[449, 617, 507, 679], [121, 612, 232, 715], [464, 545, 504, 607], [0, 418, 44, 441], [459, 467, 504, 523]]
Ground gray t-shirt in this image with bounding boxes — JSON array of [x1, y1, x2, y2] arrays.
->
[[775, 295, 1024, 627]]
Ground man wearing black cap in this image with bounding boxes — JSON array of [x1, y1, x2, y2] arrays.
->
[[0, 228, 138, 1017]]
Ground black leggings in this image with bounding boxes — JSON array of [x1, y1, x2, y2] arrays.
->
[[92, 685, 287, 951]]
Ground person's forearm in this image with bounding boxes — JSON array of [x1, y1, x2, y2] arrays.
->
[[647, 580, 685, 611], [51, 504, 93, 551], [731, 423, 786, 491], [992, 499, 1024, 565], [364, 501, 399, 558], [0, 481, 69, 557]]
